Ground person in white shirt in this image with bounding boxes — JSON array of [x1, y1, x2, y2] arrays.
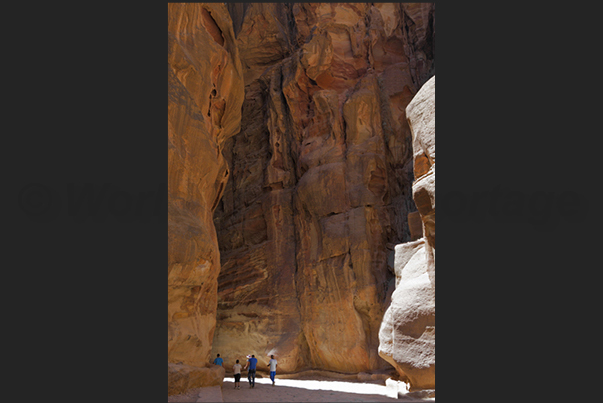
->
[[233, 359, 242, 389], [267, 355, 277, 386]]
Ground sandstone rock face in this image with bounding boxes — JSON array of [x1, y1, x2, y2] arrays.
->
[[168, 2, 244, 371], [378, 75, 435, 391], [407, 76, 435, 250], [168, 363, 225, 396], [213, 3, 435, 375]]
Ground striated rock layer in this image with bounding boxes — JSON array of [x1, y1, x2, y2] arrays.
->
[[213, 3, 435, 375], [168, 2, 244, 377], [378, 75, 435, 391]]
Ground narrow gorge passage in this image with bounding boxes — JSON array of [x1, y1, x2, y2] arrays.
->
[[169, 2, 435, 398]]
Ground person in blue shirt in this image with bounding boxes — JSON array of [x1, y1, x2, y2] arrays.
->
[[213, 353, 223, 366], [243, 354, 258, 388]]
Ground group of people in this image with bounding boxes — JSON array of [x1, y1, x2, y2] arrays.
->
[[213, 353, 278, 389]]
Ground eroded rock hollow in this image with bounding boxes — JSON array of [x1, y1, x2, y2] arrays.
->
[[211, 2, 435, 376]]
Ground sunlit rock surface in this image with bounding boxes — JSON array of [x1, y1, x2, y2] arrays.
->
[[378, 75, 435, 391], [168, 2, 244, 375]]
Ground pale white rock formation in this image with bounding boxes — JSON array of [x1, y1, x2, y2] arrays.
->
[[378, 75, 435, 391]]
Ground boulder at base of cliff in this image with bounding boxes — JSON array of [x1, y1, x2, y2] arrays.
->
[[378, 239, 435, 391], [168, 363, 225, 396]]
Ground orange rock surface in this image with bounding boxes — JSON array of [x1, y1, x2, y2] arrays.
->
[[212, 3, 435, 375], [168, 3, 244, 371], [167, 4, 436, 394]]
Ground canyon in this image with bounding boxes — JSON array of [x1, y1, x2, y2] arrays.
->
[[168, 2, 435, 396]]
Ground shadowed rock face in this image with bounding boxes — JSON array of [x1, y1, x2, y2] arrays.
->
[[378, 75, 435, 391], [213, 3, 435, 374], [168, 3, 244, 369]]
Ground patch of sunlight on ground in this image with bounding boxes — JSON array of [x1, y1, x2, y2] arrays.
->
[[224, 377, 435, 401], [228, 377, 386, 395]]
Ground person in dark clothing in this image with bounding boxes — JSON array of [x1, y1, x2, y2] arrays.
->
[[243, 354, 258, 388]]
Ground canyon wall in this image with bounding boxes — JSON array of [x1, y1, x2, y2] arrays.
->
[[168, 2, 244, 371], [378, 75, 435, 391], [212, 3, 435, 375]]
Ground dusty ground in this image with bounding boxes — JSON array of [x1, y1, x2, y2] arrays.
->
[[168, 376, 435, 402], [168, 386, 222, 402]]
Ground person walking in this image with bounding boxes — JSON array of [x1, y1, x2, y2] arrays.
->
[[233, 359, 242, 390], [243, 354, 258, 388], [213, 354, 223, 366], [267, 355, 277, 386]]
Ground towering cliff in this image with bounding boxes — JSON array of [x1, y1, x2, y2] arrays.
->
[[168, 2, 244, 373], [212, 3, 435, 375]]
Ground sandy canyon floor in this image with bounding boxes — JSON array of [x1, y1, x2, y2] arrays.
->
[[168, 376, 435, 402]]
